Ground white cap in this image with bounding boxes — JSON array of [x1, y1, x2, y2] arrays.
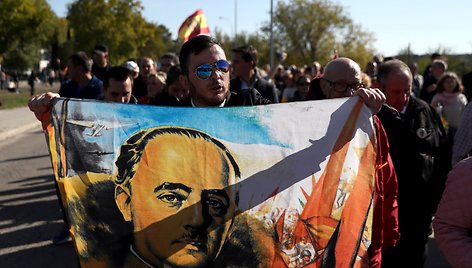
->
[[124, 61, 139, 73]]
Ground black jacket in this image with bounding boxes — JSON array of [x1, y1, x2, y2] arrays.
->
[[171, 89, 272, 107], [230, 76, 279, 103], [419, 76, 437, 104], [377, 97, 451, 220], [132, 75, 147, 100]]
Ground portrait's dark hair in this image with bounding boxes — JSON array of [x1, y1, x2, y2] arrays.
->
[[232, 45, 258, 67], [179, 35, 221, 75], [166, 64, 182, 86], [160, 52, 180, 65], [115, 127, 241, 192], [376, 59, 412, 85], [69, 51, 92, 73], [103, 66, 133, 89]]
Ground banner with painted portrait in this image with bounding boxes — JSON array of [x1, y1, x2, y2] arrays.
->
[[43, 97, 376, 268]]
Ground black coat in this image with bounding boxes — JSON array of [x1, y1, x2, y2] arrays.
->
[[377, 98, 451, 227], [230, 77, 279, 103], [169, 89, 271, 107]]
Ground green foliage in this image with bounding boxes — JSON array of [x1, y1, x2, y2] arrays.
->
[[2, 43, 41, 71], [213, 29, 271, 66], [213, 28, 234, 56], [66, 0, 175, 65], [0, 0, 58, 71], [266, 0, 375, 68], [392, 45, 472, 78]]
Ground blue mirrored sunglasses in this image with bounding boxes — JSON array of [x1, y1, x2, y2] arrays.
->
[[194, 59, 230, 80]]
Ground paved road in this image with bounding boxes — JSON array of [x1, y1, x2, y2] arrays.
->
[[0, 128, 78, 268], [0, 127, 451, 267]]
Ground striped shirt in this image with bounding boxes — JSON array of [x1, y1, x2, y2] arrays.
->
[[452, 102, 472, 165]]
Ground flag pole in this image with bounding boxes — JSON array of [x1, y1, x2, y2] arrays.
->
[[234, 0, 238, 47], [270, 0, 274, 70]]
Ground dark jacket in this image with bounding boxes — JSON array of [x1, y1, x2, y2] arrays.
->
[[462, 71, 472, 101], [419, 76, 437, 104], [132, 74, 147, 100], [169, 88, 272, 107], [91, 64, 110, 82], [230, 75, 279, 103], [377, 98, 451, 225], [305, 76, 328, 101], [59, 75, 103, 100]]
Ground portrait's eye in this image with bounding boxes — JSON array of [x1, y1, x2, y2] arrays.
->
[[157, 192, 186, 207], [206, 199, 223, 209], [205, 195, 229, 216]]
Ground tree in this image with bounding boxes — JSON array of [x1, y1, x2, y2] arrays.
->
[[266, 0, 375, 68], [0, 0, 58, 71], [395, 45, 472, 78], [213, 28, 270, 68], [66, 0, 175, 65]]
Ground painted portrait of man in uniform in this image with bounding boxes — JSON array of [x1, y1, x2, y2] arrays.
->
[[113, 127, 241, 267], [46, 97, 376, 268]]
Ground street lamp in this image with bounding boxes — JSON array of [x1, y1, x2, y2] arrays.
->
[[234, 0, 238, 45]]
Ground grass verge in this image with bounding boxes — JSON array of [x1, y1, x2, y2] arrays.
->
[[0, 81, 59, 110]]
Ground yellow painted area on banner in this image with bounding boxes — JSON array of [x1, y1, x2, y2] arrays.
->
[[46, 123, 59, 179], [59, 172, 113, 257]]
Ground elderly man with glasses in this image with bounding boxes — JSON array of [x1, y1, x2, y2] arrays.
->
[[305, 57, 400, 268], [305, 57, 366, 100]]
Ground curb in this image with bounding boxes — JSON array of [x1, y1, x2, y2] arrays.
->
[[0, 121, 42, 142]]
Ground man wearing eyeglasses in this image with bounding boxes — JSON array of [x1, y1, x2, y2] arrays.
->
[[305, 57, 365, 100], [175, 35, 272, 107], [375, 59, 451, 268], [305, 57, 400, 268], [175, 36, 385, 112]]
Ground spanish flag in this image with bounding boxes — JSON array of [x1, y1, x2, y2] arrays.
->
[[178, 9, 210, 42]]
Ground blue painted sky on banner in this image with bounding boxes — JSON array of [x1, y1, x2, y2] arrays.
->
[[66, 99, 287, 148]]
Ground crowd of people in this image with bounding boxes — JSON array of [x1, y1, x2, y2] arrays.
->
[[27, 35, 472, 267]]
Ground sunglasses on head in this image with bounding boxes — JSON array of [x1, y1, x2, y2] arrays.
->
[[194, 59, 230, 80]]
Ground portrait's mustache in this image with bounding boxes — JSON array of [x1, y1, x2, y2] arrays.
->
[[172, 228, 208, 248]]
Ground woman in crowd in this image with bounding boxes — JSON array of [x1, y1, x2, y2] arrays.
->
[[431, 71, 468, 145], [292, 75, 311, 102], [139, 71, 167, 104]]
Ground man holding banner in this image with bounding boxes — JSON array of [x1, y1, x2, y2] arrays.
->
[[29, 35, 388, 268], [305, 57, 400, 267]]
